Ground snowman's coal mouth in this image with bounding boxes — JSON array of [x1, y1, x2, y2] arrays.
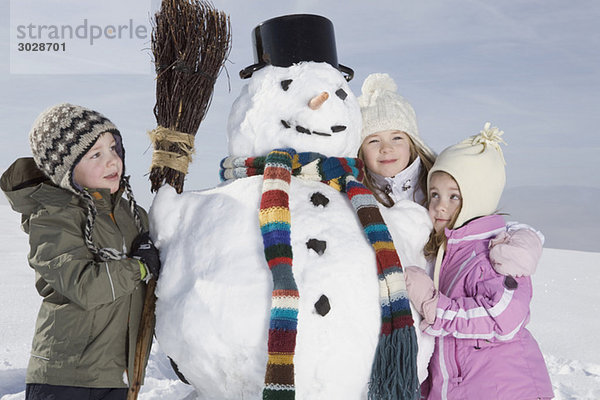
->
[[281, 120, 346, 137]]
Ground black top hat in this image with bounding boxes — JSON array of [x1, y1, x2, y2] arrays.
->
[[239, 14, 354, 81]]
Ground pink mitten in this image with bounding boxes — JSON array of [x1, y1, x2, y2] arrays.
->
[[404, 266, 438, 325], [489, 228, 542, 277]]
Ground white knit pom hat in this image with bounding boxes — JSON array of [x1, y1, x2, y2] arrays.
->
[[358, 73, 435, 160], [428, 122, 507, 228]]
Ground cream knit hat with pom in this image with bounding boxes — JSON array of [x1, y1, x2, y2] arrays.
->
[[428, 122, 507, 228], [358, 73, 435, 160]]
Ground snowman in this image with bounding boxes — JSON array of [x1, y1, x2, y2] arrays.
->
[[150, 14, 433, 399]]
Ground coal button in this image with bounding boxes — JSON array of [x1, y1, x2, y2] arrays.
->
[[314, 295, 331, 316], [310, 192, 330, 207], [306, 238, 327, 255]]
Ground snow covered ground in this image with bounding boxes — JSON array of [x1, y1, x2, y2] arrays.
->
[[1, 203, 599, 400]]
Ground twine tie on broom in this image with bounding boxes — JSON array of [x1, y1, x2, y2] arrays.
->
[[149, 126, 195, 175], [221, 149, 420, 400]]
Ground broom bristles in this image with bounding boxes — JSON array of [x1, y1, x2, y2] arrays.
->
[[150, 0, 231, 193]]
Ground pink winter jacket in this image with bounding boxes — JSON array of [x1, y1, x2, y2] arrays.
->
[[422, 215, 553, 400]]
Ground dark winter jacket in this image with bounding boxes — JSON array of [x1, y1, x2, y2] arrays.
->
[[1, 157, 150, 388]]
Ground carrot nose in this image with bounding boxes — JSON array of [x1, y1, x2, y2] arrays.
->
[[308, 92, 329, 110]]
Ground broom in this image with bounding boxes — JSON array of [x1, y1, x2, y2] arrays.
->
[[149, 0, 231, 193], [127, 1, 230, 399]]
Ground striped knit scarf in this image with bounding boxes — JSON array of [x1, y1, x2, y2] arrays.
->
[[221, 149, 419, 400]]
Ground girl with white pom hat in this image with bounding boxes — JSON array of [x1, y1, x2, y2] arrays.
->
[[358, 73, 436, 207]]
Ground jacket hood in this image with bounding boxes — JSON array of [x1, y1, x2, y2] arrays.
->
[[1, 157, 73, 219]]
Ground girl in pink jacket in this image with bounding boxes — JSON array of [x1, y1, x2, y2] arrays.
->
[[405, 123, 553, 400]]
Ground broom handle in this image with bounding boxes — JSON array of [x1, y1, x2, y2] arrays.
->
[[127, 278, 157, 400]]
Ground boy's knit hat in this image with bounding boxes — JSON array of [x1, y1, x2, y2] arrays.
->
[[28, 103, 142, 262], [358, 73, 435, 161], [29, 103, 124, 194], [428, 122, 506, 228]]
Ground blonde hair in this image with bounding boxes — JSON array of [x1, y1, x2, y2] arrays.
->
[[358, 132, 435, 207], [423, 171, 462, 260]]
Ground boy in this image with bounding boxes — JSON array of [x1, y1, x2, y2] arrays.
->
[[1, 103, 160, 400]]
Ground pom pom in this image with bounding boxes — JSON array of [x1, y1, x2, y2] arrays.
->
[[361, 73, 398, 98], [470, 122, 507, 164]]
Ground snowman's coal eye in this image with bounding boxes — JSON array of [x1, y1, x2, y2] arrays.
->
[[281, 79, 293, 91], [335, 88, 348, 100]]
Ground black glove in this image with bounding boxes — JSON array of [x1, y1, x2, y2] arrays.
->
[[130, 232, 161, 280]]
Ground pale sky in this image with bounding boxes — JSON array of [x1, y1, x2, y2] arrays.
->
[[1, 0, 598, 249]]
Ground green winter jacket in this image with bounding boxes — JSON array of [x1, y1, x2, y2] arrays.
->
[[1, 157, 151, 388]]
